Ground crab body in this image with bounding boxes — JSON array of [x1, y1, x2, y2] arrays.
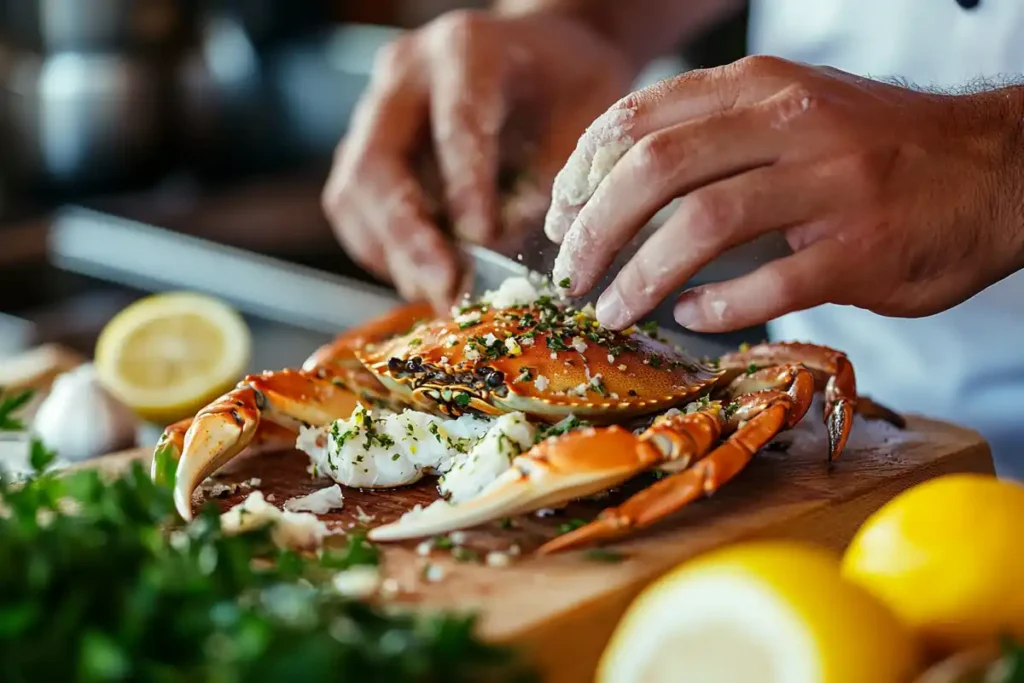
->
[[356, 302, 722, 423], [155, 278, 903, 554]]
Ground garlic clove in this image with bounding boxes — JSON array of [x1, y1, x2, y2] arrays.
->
[[32, 364, 139, 462]]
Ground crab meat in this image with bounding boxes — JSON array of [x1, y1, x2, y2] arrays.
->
[[296, 406, 536, 501]]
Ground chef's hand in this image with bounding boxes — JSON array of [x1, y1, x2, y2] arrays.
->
[[322, 10, 632, 311], [548, 56, 1024, 331]]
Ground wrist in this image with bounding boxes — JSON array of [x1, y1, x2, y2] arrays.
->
[[983, 86, 1024, 274]]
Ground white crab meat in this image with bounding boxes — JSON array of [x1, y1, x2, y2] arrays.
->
[[296, 405, 536, 498]]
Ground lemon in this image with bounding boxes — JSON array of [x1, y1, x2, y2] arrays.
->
[[842, 473, 1024, 656], [94, 292, 251, 424], [598, 541, 919, 683]]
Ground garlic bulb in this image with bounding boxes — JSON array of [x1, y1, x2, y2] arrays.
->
[[33, 364, 139, 462]]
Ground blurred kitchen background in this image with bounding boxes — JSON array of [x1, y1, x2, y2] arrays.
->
[[0, 0, 761, 372]]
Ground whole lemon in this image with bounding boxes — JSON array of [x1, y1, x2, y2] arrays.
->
[[841, 473, 1024, 656]]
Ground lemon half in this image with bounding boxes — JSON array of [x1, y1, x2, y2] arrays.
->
[[95, 292, 252, 424], [598, 541, 918, 683]]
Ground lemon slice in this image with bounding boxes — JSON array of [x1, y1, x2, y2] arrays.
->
[[94, 292, 252, 424], [598, 541, 919, 683]]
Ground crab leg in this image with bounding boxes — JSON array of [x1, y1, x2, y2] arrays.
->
[[366, 410, 723, 542], [718, 342, 857, 461], [539, 367, 814, 554], [301, 301, 433, 403], [171, 370, 362, 520]]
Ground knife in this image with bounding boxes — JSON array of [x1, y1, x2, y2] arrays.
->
[[456, 240, 738, 358]]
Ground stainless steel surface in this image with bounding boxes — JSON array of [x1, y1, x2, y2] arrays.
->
[[49, 206, 403, 334], [0, 47, 166, 188]]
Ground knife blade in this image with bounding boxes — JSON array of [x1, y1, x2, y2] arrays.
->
[[456, 240, 737, 358]]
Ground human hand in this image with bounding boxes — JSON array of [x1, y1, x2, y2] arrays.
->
[[322, 9, 632, 311], [546, 56, 1024, 331]]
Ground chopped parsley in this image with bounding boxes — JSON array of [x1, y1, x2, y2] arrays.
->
[[558, 277, 571, 288], [556, 519, 587, 535], [584, 548, 626, 563]]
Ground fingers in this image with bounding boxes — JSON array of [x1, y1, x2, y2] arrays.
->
[[322, 35, 459, 310], [671, 237, 850, 332], [543, 58, 794, 245], [427, 12, 505, 244], [554, 88, 816, 297], [593, 161, 830, 329]]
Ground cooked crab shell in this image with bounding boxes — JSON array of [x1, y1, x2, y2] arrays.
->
[[355, 304, 724, 423]]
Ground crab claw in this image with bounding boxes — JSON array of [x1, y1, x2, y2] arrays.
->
[[719, 343, 860, 462], [172, 370, 361, 520], [366, 411, 724, 542]]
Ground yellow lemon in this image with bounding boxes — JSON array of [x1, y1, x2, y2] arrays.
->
[[842, 473, 1024, 656], [598, 541, 919, 683], [94, 292, 251, 424]]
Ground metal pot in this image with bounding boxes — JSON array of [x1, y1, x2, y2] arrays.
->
[[0, 44, 170, 193], [0, 0, 188, 53]]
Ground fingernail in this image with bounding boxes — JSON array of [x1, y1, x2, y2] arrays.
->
[[596, 288, 629, 329], [673, 296, 705, 329]]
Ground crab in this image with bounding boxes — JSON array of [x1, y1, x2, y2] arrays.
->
[[156, 278, 903, 554]]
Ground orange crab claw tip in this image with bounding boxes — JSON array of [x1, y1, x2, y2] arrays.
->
[[537, 518, 623, 554]]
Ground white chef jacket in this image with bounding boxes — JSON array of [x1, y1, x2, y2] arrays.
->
[[748, 0, 1024, 479]]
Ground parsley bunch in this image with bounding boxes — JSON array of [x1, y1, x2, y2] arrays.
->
[[0, 390, 533, 683]]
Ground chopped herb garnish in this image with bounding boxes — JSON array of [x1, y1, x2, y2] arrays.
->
[[639, 321, 659, 335], [498, 518, 515, 530], [454, 392, 472, 408], [556, 519, 587, 535], [558, 277, 571, 288], [451, 547, 481, 563], [432, 535, 455, 550], [546, 335, 570, 352], [584, 548, 626, 563], [746, 363, 758, 375]]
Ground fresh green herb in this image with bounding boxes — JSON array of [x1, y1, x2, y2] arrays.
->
[[746, 363, 758, 376], [1000, 635, 1024, 683], [639, 321, 659, 335], [0, 395, 533, 683], [0, 388, 33, 430], [545, 335, 570, 352], [647, 354, 662, 369], [451, 547, 481, 563], [558, 277, 571, 288], [584, 548, 626, 563], [722, 401, 741, 421], [556, 519, 587, 535], [454, 392, 472, 408], [498, 518, 515, 530], [432, 535, 455, 550], [515, 367, 534, 383]]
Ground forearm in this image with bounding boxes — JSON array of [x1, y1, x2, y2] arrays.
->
[[494, 0, 743, 73]]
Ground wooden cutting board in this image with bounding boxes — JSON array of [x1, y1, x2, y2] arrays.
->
[[93, 415, 991, 683], [5, 345, 995, 682]]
